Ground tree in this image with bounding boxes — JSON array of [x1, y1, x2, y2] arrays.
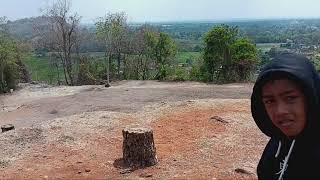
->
[[0, 22, 19, 92], [125, 25, 155, 80], [122, 29, 176, 81], [202, 24, 259, 83], [203, 24, 238, 82], [230, 38, 258, 81], [258, 49, 271, 69], [96, 12, 128, 83], [150, 32, 177, 80], [40, 0, 81, 85]]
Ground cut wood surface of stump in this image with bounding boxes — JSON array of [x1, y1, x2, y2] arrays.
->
[[122, 126, 157, 168]]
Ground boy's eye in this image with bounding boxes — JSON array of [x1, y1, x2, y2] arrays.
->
[[286, 96, 297, 102], [263, 99, 274, 105]]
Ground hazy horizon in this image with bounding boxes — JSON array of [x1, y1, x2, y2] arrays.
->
[[2, 0, 320, 23]]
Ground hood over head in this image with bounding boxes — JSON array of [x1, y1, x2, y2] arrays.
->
[[251, 52, 320, 139]]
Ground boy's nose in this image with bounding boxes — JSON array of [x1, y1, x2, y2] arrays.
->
[[275, 102, 289, 116]]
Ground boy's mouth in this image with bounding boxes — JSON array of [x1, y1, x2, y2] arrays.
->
[[278, 119, 294, 128]]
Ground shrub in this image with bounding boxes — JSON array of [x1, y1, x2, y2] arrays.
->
[[165, 66, 190, 81], [0, 61, 19, 93]]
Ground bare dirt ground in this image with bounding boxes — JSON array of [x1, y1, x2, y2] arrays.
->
[[0, 80, 268, 180]]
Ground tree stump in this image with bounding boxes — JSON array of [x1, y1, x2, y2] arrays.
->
[[122, 126, 157, 168], [1, 124, 15, 133], [105, 83, 111, 88]]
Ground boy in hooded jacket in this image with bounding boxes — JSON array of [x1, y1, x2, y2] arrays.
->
[[251, 52, 320, 180]]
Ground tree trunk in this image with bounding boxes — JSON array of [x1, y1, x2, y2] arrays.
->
[[55, 63, 61, 85], [122, 126, 157, 168], [107, 53, 111, 85], [0, 67, 4, 86], [123, 54, 127, 80], [104, 51, 108, 76], [67, 64, 74, 86], [117, 52, 121, 79], [61, 58, 69, 85]]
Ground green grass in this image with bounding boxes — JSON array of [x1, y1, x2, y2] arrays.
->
[[176, 52, 201, 64], [22, 53, 107, 84], [21, 52, 202, 83], [22, 54, 64, 84]]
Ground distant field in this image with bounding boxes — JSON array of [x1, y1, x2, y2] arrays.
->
[[22, 54, 62, 84], [174, 38, 204, 52], [22, 52, 108, 84], [22, 52, 201, 83], [176, 52, 201, 64], [256, 43, 282, 52], [175, 39, 202, 45]]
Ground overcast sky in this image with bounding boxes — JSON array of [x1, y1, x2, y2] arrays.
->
[[1, 0, 320, 23]]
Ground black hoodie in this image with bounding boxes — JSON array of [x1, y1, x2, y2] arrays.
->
[[251, 53, 320, 180]]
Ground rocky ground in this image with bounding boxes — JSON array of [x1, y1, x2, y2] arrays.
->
[[0, 81, 268, 179]]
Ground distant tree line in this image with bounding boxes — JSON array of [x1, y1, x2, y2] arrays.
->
[[157, 19, 320, 46], [0, 0, 261, 89]]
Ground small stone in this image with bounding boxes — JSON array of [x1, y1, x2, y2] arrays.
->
[[77, 171, 82, 174], [85, 168, 91, 173], [235, 168, 252, 175], [49, 109, 58, 114], [76, 161, 83, 164], [210, 116, 229, 124]]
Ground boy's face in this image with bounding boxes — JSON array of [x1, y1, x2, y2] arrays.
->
[[262, 78, 307, 138]]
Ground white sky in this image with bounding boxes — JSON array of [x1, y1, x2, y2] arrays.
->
[[1, 0, 320, 23]]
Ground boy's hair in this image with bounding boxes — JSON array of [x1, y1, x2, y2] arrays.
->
[[259, 71, 305, 96]]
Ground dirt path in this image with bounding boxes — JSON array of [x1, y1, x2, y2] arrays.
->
[[0, 81, 268, 179]]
